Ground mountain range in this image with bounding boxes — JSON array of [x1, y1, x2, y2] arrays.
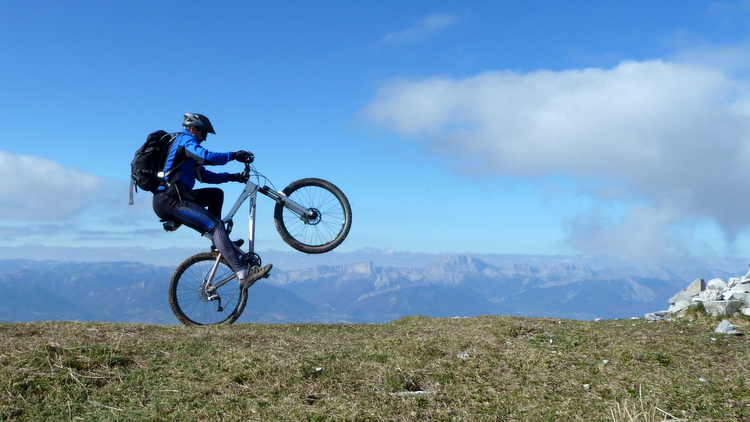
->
[[0, 255, 733, 324]]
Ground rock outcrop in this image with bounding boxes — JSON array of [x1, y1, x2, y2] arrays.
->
[[646, 268, 750, 321]]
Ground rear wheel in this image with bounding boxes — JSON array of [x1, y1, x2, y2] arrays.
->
[[168, 252, 248, 325], [274, 178, 352, 254]]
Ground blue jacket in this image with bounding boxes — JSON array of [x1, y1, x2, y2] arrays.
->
[[161, 130, 234, 191]]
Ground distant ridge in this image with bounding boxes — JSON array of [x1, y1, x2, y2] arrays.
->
[[0, 254, 733, 324]]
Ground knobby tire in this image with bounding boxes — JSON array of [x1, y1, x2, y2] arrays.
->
[[274, 178, 352, 254], [168, 252, 248, 325]]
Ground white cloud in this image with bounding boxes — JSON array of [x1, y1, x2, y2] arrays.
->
[[363, 59, 750, 260], [0, 151, 103, 220], [564, 204, 691, 263], [379, 13, 461, 45]]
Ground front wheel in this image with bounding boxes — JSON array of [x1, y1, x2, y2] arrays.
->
[[274, 178, 352, 254], [168, 252, 248, 325]]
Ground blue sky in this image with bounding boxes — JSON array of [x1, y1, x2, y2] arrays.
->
[[4, 0, 750, 268]]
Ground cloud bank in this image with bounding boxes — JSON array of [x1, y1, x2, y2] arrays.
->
[[0, 151, 102, 220], [364, 59, 750, 260]]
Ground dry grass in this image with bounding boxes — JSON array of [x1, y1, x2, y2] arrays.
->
[[609, 385, 682, 422], [2, 314, 750, 421]]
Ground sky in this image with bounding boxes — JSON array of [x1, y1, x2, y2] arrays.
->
[[4, 0, 750, 269]]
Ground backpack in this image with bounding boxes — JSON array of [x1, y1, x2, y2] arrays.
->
[[128, 130, 177, 205]]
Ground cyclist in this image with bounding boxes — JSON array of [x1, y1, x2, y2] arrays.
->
[[153, 113, 272, 292]]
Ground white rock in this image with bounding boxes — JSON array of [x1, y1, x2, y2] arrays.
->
[[702, 300, 741, 317], [715, 319, 740, 335], [668, 300, 691, 313], [697, 289, 722, 301], [645, 311, 670, 322], [669, 278, 705, 304], [725, 284, 750, 297], [707, 278, 728, 291], [395, 390, 428, 396], [724, 290, 750, 303]]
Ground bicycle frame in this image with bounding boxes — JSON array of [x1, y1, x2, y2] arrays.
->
[[220, 168, 315, 254], [199, 165, 314, 288], [221, 177, 261, 253]]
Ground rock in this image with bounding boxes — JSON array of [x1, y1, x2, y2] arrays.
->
[[669, 278, 705, 304], [649, 269, 750, 321], [724, 289, 750, 303], [645, 310, 671, 322], [714, 319, 741, 335], [701, 300, 741, 317], [394, 390, 428, 396], [724, 283, 750, 297], [668, 299, 691, 313], [707, 278, 728, 291], [697, 289, 722, 301]]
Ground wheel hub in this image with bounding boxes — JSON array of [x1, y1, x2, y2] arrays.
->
[[304, 208, 321, 225]]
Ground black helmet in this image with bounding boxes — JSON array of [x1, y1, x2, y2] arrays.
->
[[183, 113, 216, 134]]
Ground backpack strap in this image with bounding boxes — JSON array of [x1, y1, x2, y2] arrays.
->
[[160, 132, 183, 188], [128, 178, 135, 205]]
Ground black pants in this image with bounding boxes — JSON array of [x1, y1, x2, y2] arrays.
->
[[153, 187, 245, 273], [192, 187, 224, 220]]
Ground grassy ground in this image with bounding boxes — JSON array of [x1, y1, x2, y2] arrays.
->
[[1, 314, 749, 421]]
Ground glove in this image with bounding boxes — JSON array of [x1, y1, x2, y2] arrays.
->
[[234, 150, 254, 163], [229, 173, 249, 183]]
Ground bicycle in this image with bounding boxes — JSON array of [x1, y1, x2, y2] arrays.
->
[[166, 163, 352, 326]]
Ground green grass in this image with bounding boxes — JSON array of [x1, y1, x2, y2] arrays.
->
[[1, 314, 749, 421]]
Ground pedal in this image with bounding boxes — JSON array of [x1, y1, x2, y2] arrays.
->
[[162, 220, 181, 232]]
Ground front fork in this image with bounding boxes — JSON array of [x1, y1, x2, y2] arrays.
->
[[259, 186, 318, 222]]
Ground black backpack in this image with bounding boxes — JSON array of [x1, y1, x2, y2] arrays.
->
[[128, 130, 177, 204]]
